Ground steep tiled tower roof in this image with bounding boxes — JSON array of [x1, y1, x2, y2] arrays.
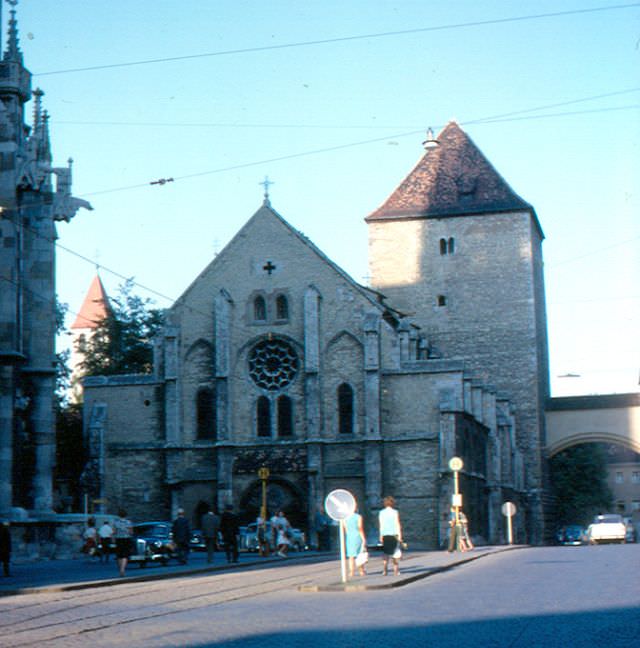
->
[[366, 121, 535, 223], [71, 274, 111, 329]]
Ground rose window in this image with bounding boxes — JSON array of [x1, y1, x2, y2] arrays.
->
[[248, 338, 299, 391]]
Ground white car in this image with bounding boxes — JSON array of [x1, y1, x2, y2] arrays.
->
[[586, 514, 626, 545]]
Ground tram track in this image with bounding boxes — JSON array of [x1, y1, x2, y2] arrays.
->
[[3, 559, 334, 647]]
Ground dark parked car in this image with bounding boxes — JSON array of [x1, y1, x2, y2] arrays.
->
[[130, 522, 178, 567], [555, 524, 585, 546]]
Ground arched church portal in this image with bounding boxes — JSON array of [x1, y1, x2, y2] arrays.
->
[[239, 478, 306, 529]]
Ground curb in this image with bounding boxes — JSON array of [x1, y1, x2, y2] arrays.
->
[[0, 551, 325, 597]]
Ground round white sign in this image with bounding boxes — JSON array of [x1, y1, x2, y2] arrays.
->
[[502, 501, 517, 517], [449, 456, 464, 472], [324, 489, 356, 521]]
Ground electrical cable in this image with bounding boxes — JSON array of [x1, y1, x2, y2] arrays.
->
[[34, 3, 640, 77]]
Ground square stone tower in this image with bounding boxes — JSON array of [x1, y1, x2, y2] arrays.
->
[[367, 122, 550, 542]]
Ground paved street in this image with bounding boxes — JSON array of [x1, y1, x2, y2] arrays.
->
[[1, 544, 638, 647]]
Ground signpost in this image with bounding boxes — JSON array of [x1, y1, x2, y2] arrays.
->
[[502, 501, 517, 545], [324, 489, 356, 583], [257, 466, 270, 521]]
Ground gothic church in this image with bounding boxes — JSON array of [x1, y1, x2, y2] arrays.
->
[[83, 122, 549, 546]]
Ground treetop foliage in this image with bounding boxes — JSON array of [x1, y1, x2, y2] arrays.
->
[[76, 278, 165, 377]]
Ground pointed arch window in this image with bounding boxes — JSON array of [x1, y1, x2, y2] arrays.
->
[[257, 396, 271, 437], [338, 383, 354, 435], [277, 395, 293, 437], [440, 237, 455, 255], [196, 387, 216, 440], [254, 295, 267, 321], [276, 294, 289, 320]]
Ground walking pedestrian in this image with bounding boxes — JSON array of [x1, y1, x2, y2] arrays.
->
[[459, 510, 474, 551], [113, 509, 133, 577], [98, 519, 114, 562], [82, 517, 98, 559], [345, 505, 367, 577], [378, 495, 403, 576], [201, 507, 220, 564], [172, 508, 191, 564], [0, 520, 11, 577], [271, 510, 291, 558], [219, 504, 240, 563]]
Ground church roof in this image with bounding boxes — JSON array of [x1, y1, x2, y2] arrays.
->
[[366, 121, 536, 224], [71, 274, 111, 329]]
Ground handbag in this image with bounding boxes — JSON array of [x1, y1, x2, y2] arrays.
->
[[355, 551, 369, 567]]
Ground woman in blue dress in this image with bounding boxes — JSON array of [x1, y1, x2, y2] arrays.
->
[[344, 506, 367, 577]]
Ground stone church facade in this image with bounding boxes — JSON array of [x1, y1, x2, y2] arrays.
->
[[83, 122, 548, 547]]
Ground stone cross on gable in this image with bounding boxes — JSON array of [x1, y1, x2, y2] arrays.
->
[[259, 176, 274, 206], [263, 260, 276, 275]]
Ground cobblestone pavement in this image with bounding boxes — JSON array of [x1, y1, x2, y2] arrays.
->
[[2, 544, 638, 647]]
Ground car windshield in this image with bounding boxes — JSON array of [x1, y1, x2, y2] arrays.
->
[[594, 515, 623, 524], [135, 524, 169, 537]]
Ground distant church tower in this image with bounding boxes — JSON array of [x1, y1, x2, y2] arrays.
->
[[0, 4, 91, 516], [367, 122, 550, 542], [69, 274, 111, 403]]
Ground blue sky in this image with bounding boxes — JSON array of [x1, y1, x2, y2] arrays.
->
[[12, 1, 640, 396]]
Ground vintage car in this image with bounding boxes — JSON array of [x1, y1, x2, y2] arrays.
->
[[586, 514, 626, 545], [129, 521, 178, 566], [555, 524, 586, 546]]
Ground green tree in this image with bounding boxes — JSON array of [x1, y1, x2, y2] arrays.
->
[[549, 443, 613, 526], [77, 278, 164, 377]]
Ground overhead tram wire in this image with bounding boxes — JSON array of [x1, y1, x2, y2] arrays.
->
[[33, 3, 640, 77], [52, 87, 640, 130], [74, 98, 640, 199]]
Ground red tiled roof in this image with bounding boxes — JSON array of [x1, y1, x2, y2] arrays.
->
[[366, 121, 532, 221], [71, 275, 111, 329]]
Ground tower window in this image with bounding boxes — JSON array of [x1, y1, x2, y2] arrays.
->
[[338, 383, 354, 435], [253, 295, 266, 321], [196, 387, 216, 440], [277, 395, 293, 437], [440, 237, 455, 255], [276, 294, 289, 320], [437, 295, 447, 307], [257, 396, 271, 437]]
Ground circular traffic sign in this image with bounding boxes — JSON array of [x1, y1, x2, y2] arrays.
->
[[502, 501, 517, 517], [449, 457, 464, 472], [258, 467, 270, 480], [324, 489, 356, 521]]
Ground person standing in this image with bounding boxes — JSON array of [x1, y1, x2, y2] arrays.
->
[[112, 509, 133, 577], [378, 496, 403, 576], [0, 520, 11, 577], [314, 505, 331, 551], [219, 504, 240, 564], [98, 519, 114, 563], [345, 506, 367, 577], [256, 513, 270, 557], [271, 510, 291, 558], [201, 507, 220, 564], [172, 508, 191, 565]]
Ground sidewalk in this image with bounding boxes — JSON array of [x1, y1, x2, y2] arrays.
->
[[298, 545, 526, 592], [0, 545, 525, 597]]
